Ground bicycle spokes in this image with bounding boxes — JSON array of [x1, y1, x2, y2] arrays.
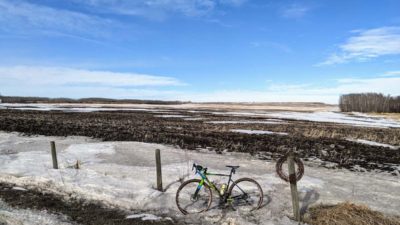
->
[[228, 178, 263, 212]]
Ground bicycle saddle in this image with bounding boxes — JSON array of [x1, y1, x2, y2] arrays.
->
[[226, 165, 240, 169]]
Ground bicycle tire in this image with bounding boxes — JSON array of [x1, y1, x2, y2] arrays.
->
[[227, 177, 263, 212], [176, 179, 212, 215]]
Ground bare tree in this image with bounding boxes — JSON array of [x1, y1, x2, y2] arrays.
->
[[339, 93, 400, 113]]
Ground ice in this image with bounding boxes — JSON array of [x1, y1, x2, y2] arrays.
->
[[230, 129, 288, 135], [0, 131, 399, 224], [346, 138, 399, 150]]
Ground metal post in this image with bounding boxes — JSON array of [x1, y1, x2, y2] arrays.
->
[[155, 149, 163, 191], [50, 141, 58, 169], [288, 151, 300, 222]]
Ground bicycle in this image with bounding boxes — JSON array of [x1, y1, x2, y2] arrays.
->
[[176, 163, 264, 215]]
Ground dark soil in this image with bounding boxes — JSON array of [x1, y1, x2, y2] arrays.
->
[[0, 182, 179, 225], [0, 109, 399, 174]]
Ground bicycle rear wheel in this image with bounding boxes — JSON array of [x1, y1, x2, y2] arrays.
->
[[227, 178, 263, 212], [176, 179, 212, 215]]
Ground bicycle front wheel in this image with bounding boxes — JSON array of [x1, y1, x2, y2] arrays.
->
[[228, 178, 263, 212], [176, 179, 212, 215]]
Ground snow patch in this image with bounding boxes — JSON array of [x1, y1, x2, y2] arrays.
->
[[126, 213, 163, 221], [346, 139, 399, 150], [206, 120, 286, 124], [154, 115, 191, 118], [230, 129, 288, 135]]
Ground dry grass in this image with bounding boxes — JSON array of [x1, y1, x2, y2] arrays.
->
[[369, 113, 400, 122], [304, 202, 400, 225]]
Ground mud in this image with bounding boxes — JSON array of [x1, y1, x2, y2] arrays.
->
[[0, 182, 178, 225], [0, 109, 399, 175]]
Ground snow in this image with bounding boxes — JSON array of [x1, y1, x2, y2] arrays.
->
[[183, 117, 204, 121], [0, 199, 73, 225], [264, 111, 400, 128], [2, 103, 400, 128], [154, 115, 191, 118], [11, 186, 27, 191], [346, 138, 399, 150], [230, 129, 288, 135], [0, 131, 399, 224], [126, 213, 165, 221], [206, 120, 286, 124], [0, 103, 165, 113]]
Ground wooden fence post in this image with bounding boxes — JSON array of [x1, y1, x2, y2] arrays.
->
[[50, 141, 58, 169], [288, 151, 300, 222], [155, 149, 163, 192]]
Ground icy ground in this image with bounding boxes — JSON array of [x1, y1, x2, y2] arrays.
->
[[346, 138, 400, 150], [0, 199, 73, 225], [0, 132, 399, 225], [2, 103, 400, 128]]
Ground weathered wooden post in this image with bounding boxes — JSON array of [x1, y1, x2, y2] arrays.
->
[[155, 149, 163, 191], [288, 150, 300, 222], [50, 141, 58, 169]]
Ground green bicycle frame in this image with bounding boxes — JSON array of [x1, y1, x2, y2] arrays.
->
[[193, 168, 235, 201]]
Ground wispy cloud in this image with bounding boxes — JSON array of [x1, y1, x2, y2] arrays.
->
[[0, 0, 118, 38], [320, 27, 400, 65], [0, 66, 185, 87], [1, 66, 399, 103], [75, 0, 247, 20], [281, 4, 310, 19], [178, 73, 400, 103]]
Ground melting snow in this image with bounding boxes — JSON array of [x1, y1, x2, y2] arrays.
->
[[0, 131, 399, 224], [265, 111, 400, 128], [230, 129, 288, 135], [126, 213, 164, 221], [346, 139, 399, 150], [154, 115, 191, 118], [207, 120, 286, 124]]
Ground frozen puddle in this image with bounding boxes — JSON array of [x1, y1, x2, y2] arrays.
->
[[346, 138, 399, 150], [230, 129, 288, 135], [0, 199, 73, 225], [0, 131, 399, 225]]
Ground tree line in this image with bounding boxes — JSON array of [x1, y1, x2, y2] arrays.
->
[[0, 95, 189, 105], [339, 93, 400, 113]]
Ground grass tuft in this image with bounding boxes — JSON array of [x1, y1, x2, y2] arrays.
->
[[304, 202, 400, 225]]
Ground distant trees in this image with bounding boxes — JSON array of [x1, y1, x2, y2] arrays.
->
[[0, 95, 189, 105], [339, 93, 400, 113]]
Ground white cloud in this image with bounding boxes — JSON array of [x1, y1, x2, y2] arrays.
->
[[0, 0, 116, 37], [281, 4, 310, 19], [178, 74, 400, 104], [320, 27, 400, 65], [0, 66, 184, 87], [1, 65, 399, 104]]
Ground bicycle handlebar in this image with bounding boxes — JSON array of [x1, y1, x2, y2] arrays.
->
[[192, 163, 207, 174]]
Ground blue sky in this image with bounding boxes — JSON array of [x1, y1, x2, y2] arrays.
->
[[0, 0, 400, 103]]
